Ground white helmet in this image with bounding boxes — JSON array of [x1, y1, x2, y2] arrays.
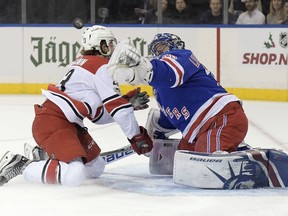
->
[[81, 25, 117, 56]]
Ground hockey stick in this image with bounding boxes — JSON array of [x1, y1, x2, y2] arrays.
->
[[24, 142, 135, 165], [24, 128, 175, 165], [101, 144, 135, 164], [101, 129, 181, 164]]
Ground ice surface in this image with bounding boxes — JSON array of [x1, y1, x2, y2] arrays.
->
[[0, 95, 288, 216]]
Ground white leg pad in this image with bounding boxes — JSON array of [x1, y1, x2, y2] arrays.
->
[[149, 139, 180, 175], [173, 150, 234, 189], [173, 149, 288, 189]]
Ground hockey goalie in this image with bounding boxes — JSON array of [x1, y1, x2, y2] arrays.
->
[[107, 34, 288, 190], [146, 108, 288, 189]]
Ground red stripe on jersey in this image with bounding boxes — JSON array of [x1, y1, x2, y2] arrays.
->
[[184, 95, 225, 141], [73, 55, 109, 75], [251, 150, 282, 187], [45, 160, 60, 184], [104, 96, 130, 114], [162, 57, 183, 86], [48, 84, 90, 118], [89, 106, 103, 121]]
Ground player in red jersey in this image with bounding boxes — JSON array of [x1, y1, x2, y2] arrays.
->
[[0, 25, 152, 186]]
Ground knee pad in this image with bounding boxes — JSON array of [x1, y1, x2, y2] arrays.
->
[[60, 159, 86, 186], [84, 156, 106, 179]]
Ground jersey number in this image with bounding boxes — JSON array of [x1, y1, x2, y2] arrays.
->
[[60, 69, 74, 91]]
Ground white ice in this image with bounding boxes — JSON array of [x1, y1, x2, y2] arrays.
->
[[0, 95, 288, 216]]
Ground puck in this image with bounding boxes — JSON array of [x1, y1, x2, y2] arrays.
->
[[72, 18, 84, 29]]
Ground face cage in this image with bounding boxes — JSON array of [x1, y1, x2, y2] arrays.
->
[[150, 39, 179, 58], [98, 38, 117, 57], [150, 42, 169, 58]]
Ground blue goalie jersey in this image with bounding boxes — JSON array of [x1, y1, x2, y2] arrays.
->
[[149, 49, 240, 142]]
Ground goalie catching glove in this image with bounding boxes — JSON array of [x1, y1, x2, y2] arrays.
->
[[107, 38, 153, 85], [108, 38, 140, 67], [123, 87, 149, 110], [128, 126, 153, 155]]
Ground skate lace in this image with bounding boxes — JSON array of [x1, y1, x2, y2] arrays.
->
[[4, 166, 22, 181]]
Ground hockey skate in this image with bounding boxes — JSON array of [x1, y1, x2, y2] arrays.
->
[[24, 143, 49, 161], [0, 151, 31, 186]]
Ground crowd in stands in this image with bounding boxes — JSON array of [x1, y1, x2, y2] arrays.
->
[[0, 0, 287, 25]]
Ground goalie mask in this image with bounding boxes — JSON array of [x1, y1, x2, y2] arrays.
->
[[81, 25, 117, 56], [148, 33, 185, 58]]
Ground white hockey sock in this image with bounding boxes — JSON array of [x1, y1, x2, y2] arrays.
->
[[23, 159, 86, 186]]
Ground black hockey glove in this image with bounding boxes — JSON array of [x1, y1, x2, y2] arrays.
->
[[123, 87, 149, 110]]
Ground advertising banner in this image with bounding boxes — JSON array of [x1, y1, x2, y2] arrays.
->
[[0, 26, 287, 100], [221, 28, 288, 89]]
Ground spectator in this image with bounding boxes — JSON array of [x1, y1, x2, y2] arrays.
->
[[200, 0, 236, 24], [281, 0, 288, 23], [93, 0, 121, 24], [168, 0, 197, 24], [266, 0, 286, 24], [229, 0, 247, 16], [229, 0, 264, 17], [134, 0, 155, 24], [154, 0, 174, 24], [235, 0, 266, 24], [134, 0, 173, 24]]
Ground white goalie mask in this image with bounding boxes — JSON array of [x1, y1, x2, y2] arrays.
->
[[81, 25, 117, 56]]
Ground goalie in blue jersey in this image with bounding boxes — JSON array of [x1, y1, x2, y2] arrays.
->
[[108, 33, 248, 154], [108, 34, 288, 190]]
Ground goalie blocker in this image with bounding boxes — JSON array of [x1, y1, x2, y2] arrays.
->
[[149, 139, 180, 175], [173, 148, 288, 189]]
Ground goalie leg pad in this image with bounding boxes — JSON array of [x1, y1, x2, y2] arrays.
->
[[149, 139, 180, 175], [173, 148, 288, 189]]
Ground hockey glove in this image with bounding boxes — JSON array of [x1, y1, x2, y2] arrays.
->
[[123, 87, 150, 110], [128, 126, 153, 155], [108, 38, 140, 68]]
